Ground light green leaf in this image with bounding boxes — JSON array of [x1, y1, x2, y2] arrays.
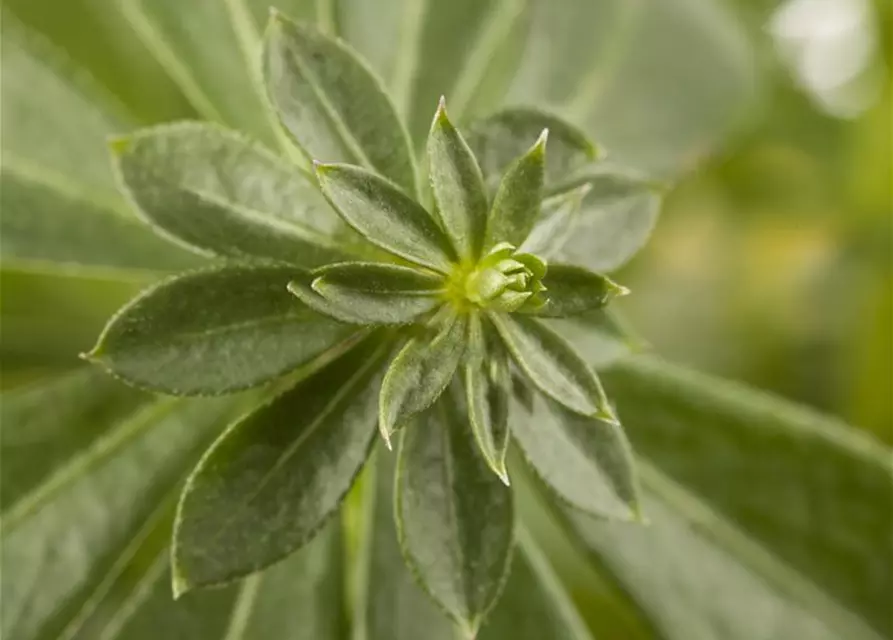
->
[[0, 372, 241, 640], [337, 0, 531, 145], [353, 448, 456, 640], [395, 391, 514, 636], [489, 313, 615, 420], [379, 312, 467, 446], [315, 163, 456, 272], [118, 0, 277, 144], [512, 393, 640, 521], [172, 338, 387, 592], [467, 107, 597, 194], [87, 266, 361, 396], [485, 131, 547, 249], [112, 122, 353, 268], [524, 264, 628, 318], [478, 528, 595, 640], [506, 0, 755, 177], [263, 12, 418, 194], [464, 314, 512, 484], [427, 98, 489, 259], [600, 355, 893, 637], [519, 186, 588, 257], [543, 308, 644, 370], [304, 262, 444, 325]]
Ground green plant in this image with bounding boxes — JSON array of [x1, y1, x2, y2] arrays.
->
[[2, 2, 891, 640]]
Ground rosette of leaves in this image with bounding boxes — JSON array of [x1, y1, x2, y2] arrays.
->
[[2, 3, 891, 640]]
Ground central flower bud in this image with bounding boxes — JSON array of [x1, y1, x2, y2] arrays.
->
[[463, 243, 547, 312]]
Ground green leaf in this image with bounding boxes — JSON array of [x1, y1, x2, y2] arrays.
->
[[87, 266, 361, 396], [484, 131, 547, 249], [172, 338, 387, 592], [467, 108, 597, 194], [0, 372, 241, 640], [314, 163, 455, 272], [302, 262, 444, 325], [524, 264, 628, 318], [112, 122, 353, 268], [464, 314, 512, 484], [543, 308, 643, 371], [427, 98, 489, 259], [479, 528, 595, 640], [118, 0, 278, 144], [512, 393, 641, 521], [599, 356, 893, 637], [263, 12, 418, 195], [395, 391, 514, 636], [489, 313, 615, 421], [353, 448, 457, 640], [379, 312, 467, 446]]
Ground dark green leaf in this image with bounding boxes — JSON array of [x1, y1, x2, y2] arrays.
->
[[315, 162, 455, 272], [524, 264, 628, 318], [395, 391, 514, 636], [112, 123, 351, 268], [464, 314, 512, 484], [513, 393, 641, 521], [298, 262, 444, 325], [87, 266, 361, 395], [264, 12, 418, 194], [172, 338, 387, 592], [489, 313, 615, 421], [479, 528, 595, 640], [467, 108, 597, 193], [485, 131, 547, 249], [428, 98, 489, 259], [379, 312, 467, 446], [353, 448, 456, 640]]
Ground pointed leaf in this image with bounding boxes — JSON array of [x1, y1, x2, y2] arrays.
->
[[489, 313, 614, 420], [524, 264, 627, 318], [428, 99, 489, 259], [464, 314, 512, 484], [379, 313, 467, 445], [467, 108, 597, 194], [513, 393, 640, 520], [172, 338, 387, 591], [296, 262, 445, 325], [519, 186, 588, 257], [112, 123, 353, 267], [353, 448, 456, 640], [88, 266, 361, 395], [315, 162, 455, 272], [485, 131, 547, 249], [263, 13, 417, 194], [395, 391, 514, 636]]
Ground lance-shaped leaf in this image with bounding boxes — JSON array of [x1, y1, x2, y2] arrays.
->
[[512, 393, 641, 521], [315, 162, 455, 272], [464, 314, 512, 484], [112, 122, 350, 268], [299, 262, 444, 325], [428, 98, 489, 259], [520, 186, 589, 257], [485, 131, 547, 249], [379, 312, 467, 446], [263, 12, 418, 195], [172, 338, 387, 592], [467, 108, 597, 194], [523, 264, 628, 318], [86, 266, 361, 395], [489, 313, 615, 421], [395, 391, 514, 637]]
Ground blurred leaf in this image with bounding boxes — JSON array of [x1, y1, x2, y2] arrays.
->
[[118, 0, 278, 143], [264, 14, 418, 194], [395, 391, 514, 636], [88, 266, 362, 396], [353, 449, 456, 640], [544, 308, 643, 370], [112, 123, 351, 267], [172, 339, 386, 591]]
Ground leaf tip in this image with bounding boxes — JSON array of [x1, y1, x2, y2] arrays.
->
[[533, 128, 549, 152], [595, 406, 621, 426], [171, 567, 191, 600], [607, 279, 631, 299], [79, 346, 104, 363], [107, 136, 132, 157]]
